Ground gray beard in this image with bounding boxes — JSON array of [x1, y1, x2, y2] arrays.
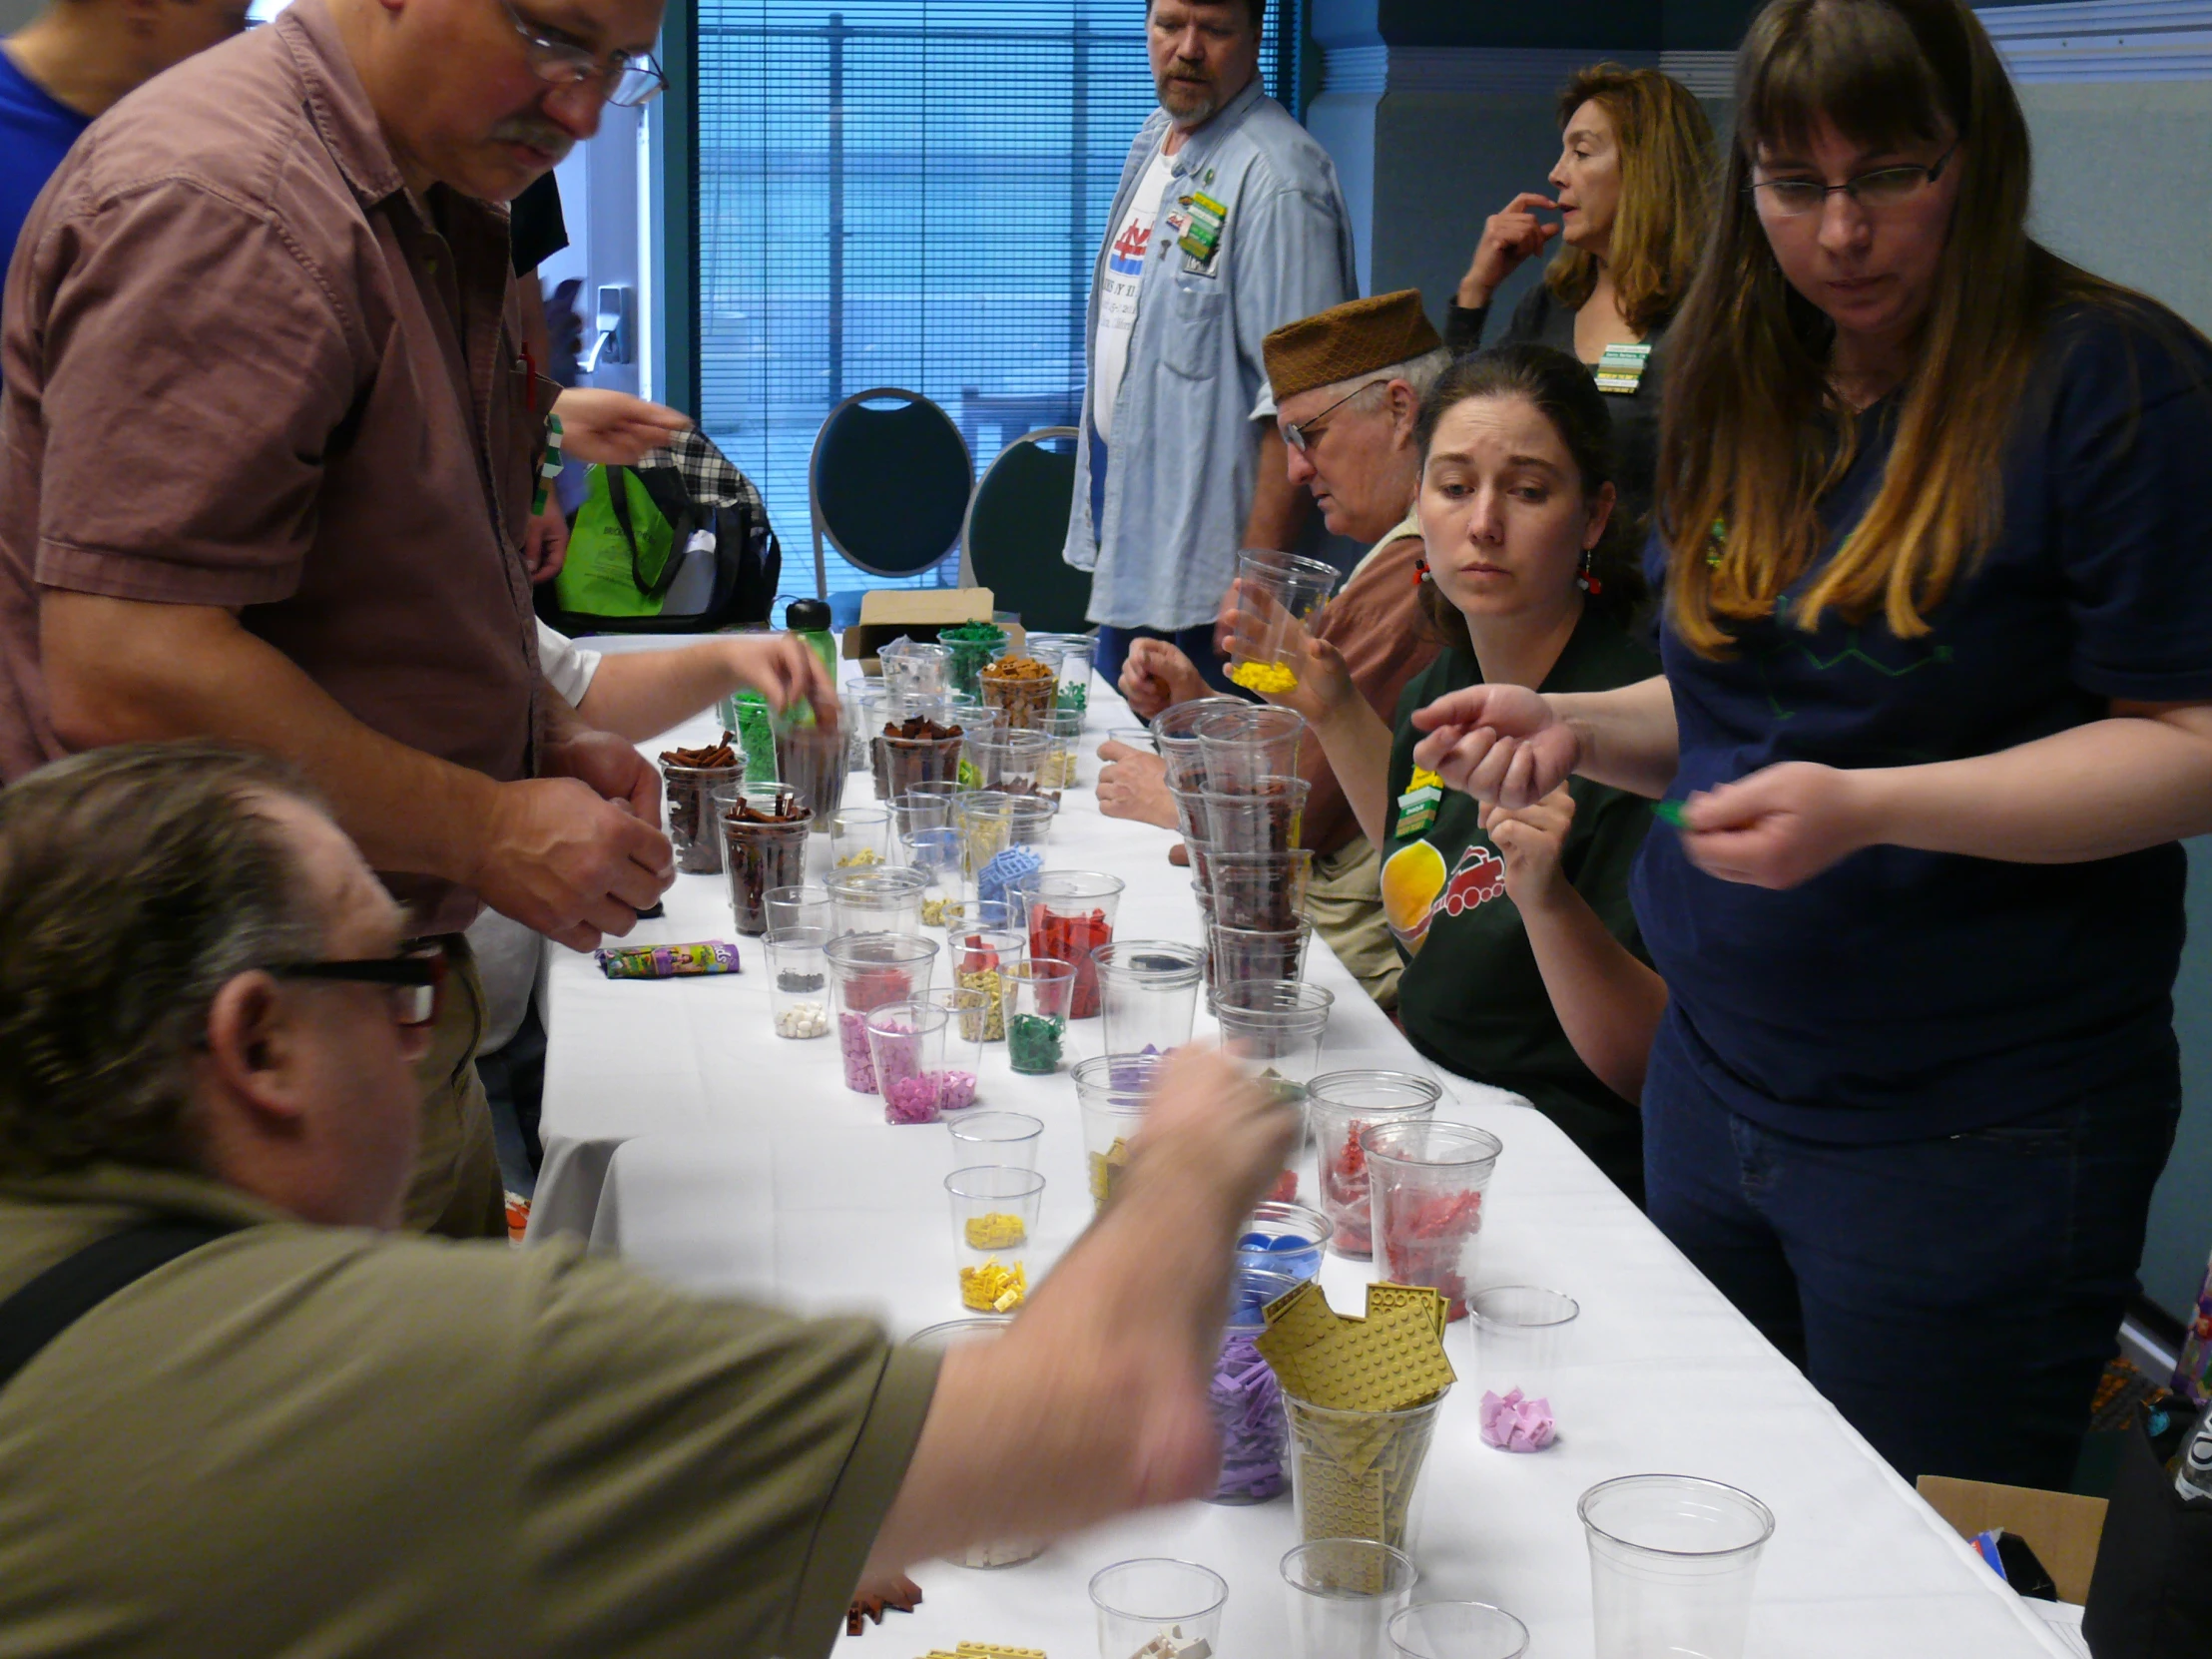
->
[[1157, 76, 1219, 123]]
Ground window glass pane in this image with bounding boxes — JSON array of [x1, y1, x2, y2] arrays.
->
[[697, 0, 1283, 603]]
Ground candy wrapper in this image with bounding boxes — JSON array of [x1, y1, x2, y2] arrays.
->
[[1479, 1387, 1556, 1452], [594, 942, 740, 980]]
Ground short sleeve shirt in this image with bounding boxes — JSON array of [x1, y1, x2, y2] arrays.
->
[[1382, 608, 1658, 1192], [0, 0, 547, 933], [1634, 303, 2212, 1141], [0, 1166, 939, 1659]]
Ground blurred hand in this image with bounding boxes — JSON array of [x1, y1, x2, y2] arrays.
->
[[543, 728, 662, 822], [1677, 762, 1875, 889], [1096, 741, 1178, 830], [473, 778, 675, 950], [521, 503, 569, 584], [725, 633, 839, 726], [1225, 579, 1355, 727], [1480, 785, 1576, 912], [1120, 639, 1206, 721], [1457, 191, 1561, 310], [552, 388, 694, 466], [1410, 683, 1579, 809], [1125, 1047, 1300, 1228]]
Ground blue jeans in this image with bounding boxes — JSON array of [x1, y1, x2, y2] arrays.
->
[[1093, 623, 1243, 702], [1644, 1010, 2178, 1488]]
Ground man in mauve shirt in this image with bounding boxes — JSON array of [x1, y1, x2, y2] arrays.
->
[[0, 0, 788, 1237]]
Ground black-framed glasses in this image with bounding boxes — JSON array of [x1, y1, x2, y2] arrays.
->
[[1749, 142, 1957, 218], [269, 945, 447, 1028], [1283, 377, 1386, 454], [501, 0, 667, 108]]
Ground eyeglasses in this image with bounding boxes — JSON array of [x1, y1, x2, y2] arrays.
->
[[1749, 142, 1957, 218], [1282, 377, 1386, 454], [501, 0, 667, 108], [269, 944, 448, 1029]]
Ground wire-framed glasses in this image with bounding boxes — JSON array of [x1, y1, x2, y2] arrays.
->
[[501, 0, 667, 108], [1749, 142, 1957, 217]]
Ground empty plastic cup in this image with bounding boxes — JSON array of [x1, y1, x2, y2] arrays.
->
[[1096, 940, 1204, 1063], [1307, 1071, 1442, 1258], [945, 1165, 1045, 1314], [888, 784, 959, 849], [1003, 958, 1076, 1075], [903, 1319, 1041, 1568], [1364, 1122, 1504, 1321], [1212, 980, 1335, 1081], [944, 1110, 1043, 1171], [972, 729, 1052, 798], [1579, 1474, 1775, 1659], [764, 884, 832, 935], [1196, 703, 1308, 789], [1386, 1600, 1529, 1659], [1089, 1558, 1228, 1659], [827, 865, 927, 939], [879, 638, 952, 697], [763, 926, 831, 1040], [1154, 696, 1252, 792], [1283, 1540, 1420, 1659]]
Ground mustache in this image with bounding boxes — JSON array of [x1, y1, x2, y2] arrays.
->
[[489, 117, 574, 164]]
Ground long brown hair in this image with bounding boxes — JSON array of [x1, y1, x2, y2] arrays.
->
[[1545, 65, 1717, 336], [1413, 344, 1647, 654], [1658, 0, 2141, 655]]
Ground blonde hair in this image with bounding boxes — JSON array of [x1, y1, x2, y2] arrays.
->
[[1545, 65, 1718, 336]]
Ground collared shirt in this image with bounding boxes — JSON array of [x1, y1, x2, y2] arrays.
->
[[1063, 79, 1357, 633], [0, 1163, 938, 1658], [0, 0, 545, 933]]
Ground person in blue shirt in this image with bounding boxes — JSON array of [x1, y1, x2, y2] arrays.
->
[[1411, 0, 2212, 1491], [2, 0, 248, 273]]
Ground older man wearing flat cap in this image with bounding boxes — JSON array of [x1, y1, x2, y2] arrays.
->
[[1109, 290, 1449, 1007]]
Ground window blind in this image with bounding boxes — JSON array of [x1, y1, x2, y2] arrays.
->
[[695, 0, 1287, 605]]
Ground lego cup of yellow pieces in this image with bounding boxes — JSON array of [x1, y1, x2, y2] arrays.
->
[[946, 1166, 1045, 1313], [1072, 1053, 1161, 1214], [1257, 1280, 1457, 1553], [1226, 549, 1340, 696]]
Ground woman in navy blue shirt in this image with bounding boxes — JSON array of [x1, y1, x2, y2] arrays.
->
[[1409, 0, 2212, 1489]]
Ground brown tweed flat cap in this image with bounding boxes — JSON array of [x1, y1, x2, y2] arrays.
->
[[1264, 289, 1444, 404]]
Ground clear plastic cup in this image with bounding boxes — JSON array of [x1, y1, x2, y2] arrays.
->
[[905, 1316, 1043, 1567], [1027, 871, 1124, 1020], [940, 898, 1014, 936], [1001, 864, 1049, 932], [1306, 1070, 1442, 1258], [1073, 1052, 1158, 1213], [1168, 787, 1209, 840], [827, 865, 928, 939], [1039, 708, 1084, 793], [1386, 1601, 1529, 1659], [772, 718, 846, 828], [1096, 940, 1204, 1063], [1209, 918, 1313, 988], [1003, 958, 1076, 1075], [948, 925, 1023, 1042], [1228, 547, 1342, 694], [949, 701, 1003, 789], [1004, 793, 1058, 849], [1212, 980, 1335, 1081], [879, 725, 967, 798], [901, 828, 967, 927], [1196, 704, 1308, 790], [1050, 634, 1095, 722], [763, 926, 831, 1040], [1468, 1286, 1580, 1406], [972, 730, 1052, 798], [1199, 776, 1311, 854], [953, 790, 1017, 878], [661, 758, 744, 874], [1212, 848, 1314, 930], [1283, 1540, 1420, 1659], [868, 999, 972, 1124], [1212, 1261, 1305, 1504], [944, 1110, 1043, 1171], [879, 638, 952, 697], [922, 985, 991, 1087], [1364, 1121, 1505, 1321], [1184, 835, 1220, 899], [937, 623, 1011, 700], [1089, 1558, 1228, 1659], [1284, 1389, 1449, 1552], [824, 932, 939, 1094], [829, 806, 891, 871], [946, 1165, 1045, 1313], [843, 683, 887, 774], [979, 654, 1060, 730], [1579, 1475, 1775, 1659], [1154, 696, 1251, 792], [1238, 1199, 1331, 1291], [723, 807, 813, 935], [888, 785, 958, 850], [765, 883, 832, 935]]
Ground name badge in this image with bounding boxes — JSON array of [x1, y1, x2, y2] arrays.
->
[[1177, 190, 1227, 270], [1593, 341, 1651, 395], [1395, 767, 1442, 839]]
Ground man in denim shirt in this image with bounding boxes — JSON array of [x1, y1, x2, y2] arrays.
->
[[1062, 0, 1356, 693]]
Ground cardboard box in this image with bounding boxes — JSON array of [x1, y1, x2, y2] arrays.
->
[[1918, 1474, 2109, 1605], [839, 587, 1024, 669]]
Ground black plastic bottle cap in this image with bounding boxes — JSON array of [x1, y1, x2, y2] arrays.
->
[[786, 598, 832, 632]]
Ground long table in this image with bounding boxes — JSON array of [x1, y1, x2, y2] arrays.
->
[[531, 673, 2076, 1659]]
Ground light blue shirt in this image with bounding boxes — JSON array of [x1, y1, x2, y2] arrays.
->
[[1063, 78, 1357, 632]]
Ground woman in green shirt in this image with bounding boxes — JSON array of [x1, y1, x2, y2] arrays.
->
[[1237, 343, 1662, 1200]]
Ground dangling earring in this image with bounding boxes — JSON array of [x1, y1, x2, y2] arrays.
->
[[1412, 558, 1430, 588], [1577, 547, 1602, 596]]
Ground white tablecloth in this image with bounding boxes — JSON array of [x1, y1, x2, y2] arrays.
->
[[531, 687, 2069, 1659]]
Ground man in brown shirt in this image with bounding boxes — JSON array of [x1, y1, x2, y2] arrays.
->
[[0, 0, 709, 1235], [1108, 290, 1446, 1007]]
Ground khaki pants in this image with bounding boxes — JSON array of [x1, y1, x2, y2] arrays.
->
[[1305, 832, 1401, 1012], [403, 933, 508, 1240]]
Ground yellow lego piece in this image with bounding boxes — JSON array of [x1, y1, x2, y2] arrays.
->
[[959, 1259, 1027, 1313], [919, 1645, 1047, 1659], [1228, 660, 1300, 694], [1254, 1280, 1454, 1411], [1088, 1136, 1132, 1209], [964, 1211, 1027, 1250]]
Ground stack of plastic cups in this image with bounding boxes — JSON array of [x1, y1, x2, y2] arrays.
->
[[1212, 980, 1336, 1082], [878, 638, 952, 699], [1026, 870, 1123, 1022], [1072, 1051, 1159, 1214], [900, 828, 966, 928], [1226, 548, 1341, 697], [947, 924, 1023, 1044], [824, 932, 939, 1094], [1196, 703, 1307, 786], [1199, 775, 1311, 854], [764, 926, 831, 1040], [1201, 778, 1313, 985], [866, 999, 976, 1124], [723, 798, 813, 935], [1096, 941, 1204, 1069], [1154, 697, 1248, 794], [1002, 958, 1076, 1076], [1306, 1070, 1442, 1258], [1212, 916, 1315, 988], [1212, 847, 1314, 931], [906, 1318, 1045, 1568], [1363, 1121, 1505, 1322], [660, 752, 744, 875], [827, 865, 927, 938]]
